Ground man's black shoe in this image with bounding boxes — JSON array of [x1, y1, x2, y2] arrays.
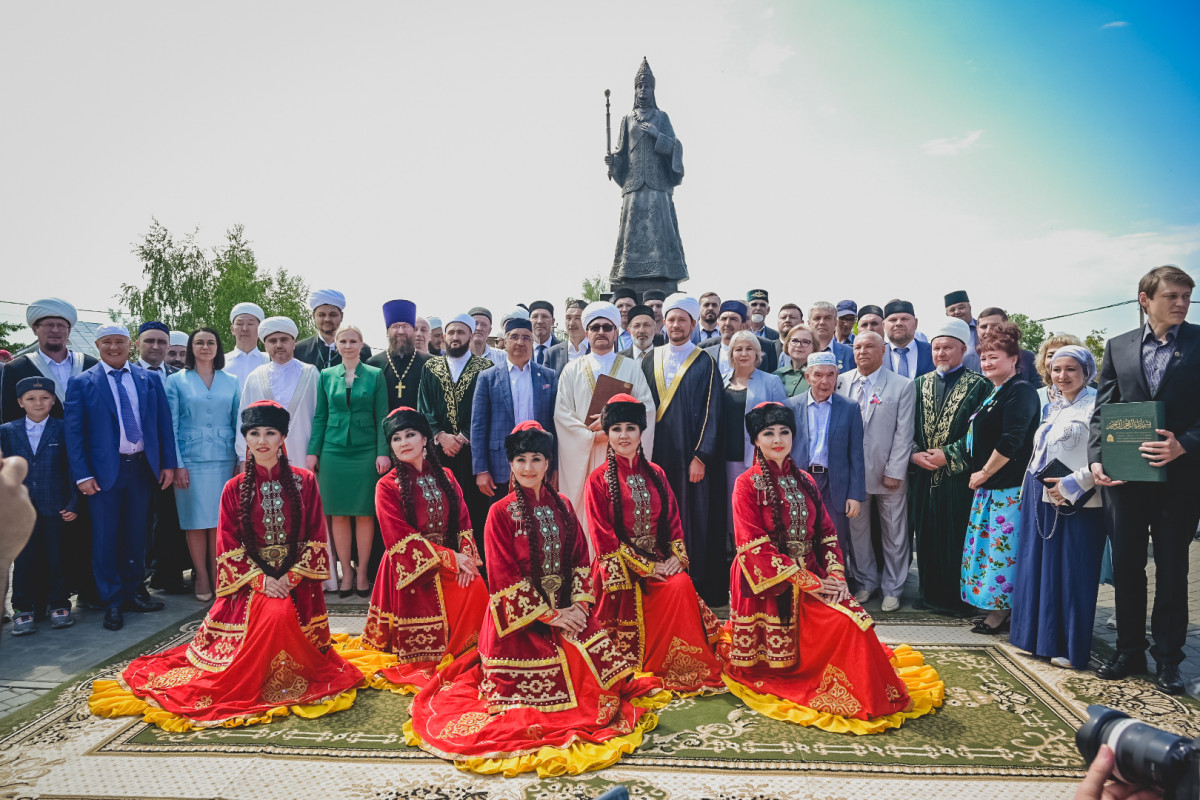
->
[[122, 596, 166, 613], [150, 577, 190, 595], [103, 608, 124, 631], [1097, 652, 1147, 680], [135, 585, 152, 602], [1156, 663, 1185, 695]]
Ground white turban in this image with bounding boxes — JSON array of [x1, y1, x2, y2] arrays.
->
[[94, 323, 130, 341], [446, 313, 477, 334], [230, 302, 265, 323], [258, 316, 299, 341], [26, 298, 77, 328], [583, 301, 621, 330], [169, 331, 189, 347], [308, 289, 346, 311], [500, 307, 530, 328], [930, 317, 971, 345], [663, 293, 700, 321]]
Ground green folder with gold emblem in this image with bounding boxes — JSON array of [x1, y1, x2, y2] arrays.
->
[[1100, 401, 1167, 483]]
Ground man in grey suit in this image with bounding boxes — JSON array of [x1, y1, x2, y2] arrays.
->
[[836, 332, 915, 611], [543, 300, 588, 374]]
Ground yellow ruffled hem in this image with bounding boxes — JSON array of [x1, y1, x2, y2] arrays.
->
[[632, 671, 727, 700], [723, 643, 944, 736], [333, 636, 457, 696], [404, 711, 661, 778], [88, 679, 357, 732]]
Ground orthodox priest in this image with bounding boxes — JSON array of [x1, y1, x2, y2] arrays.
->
[[908, 318, 990, 615], [640, 294, 725, 607], [417, 313, 493, 550], [367, 299, 430, 412], [604, 58, 687, 288], [554, 301, 655, 537]]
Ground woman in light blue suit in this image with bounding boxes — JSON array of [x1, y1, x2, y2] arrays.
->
[[166, 328, 240, 602], [720, 330, 787, 542]]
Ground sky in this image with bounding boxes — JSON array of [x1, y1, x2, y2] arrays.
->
[[3, 1, 1198, 344]]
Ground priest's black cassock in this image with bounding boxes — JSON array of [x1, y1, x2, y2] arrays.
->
[[295, 336, 372, 371], [367, 350, 431, 412], [641, 345, 727, 607]]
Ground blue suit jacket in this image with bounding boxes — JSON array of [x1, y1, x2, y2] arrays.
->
[[827, 340, 855, 374], [884, 339, 935, 378], [0, 417, 78, 517], [786, 392, 865, 510], [65, 362, 178, 490], [470, 360, 558, 483]]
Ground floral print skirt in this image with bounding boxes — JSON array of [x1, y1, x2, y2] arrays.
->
[[961, 486, 1022, 610]]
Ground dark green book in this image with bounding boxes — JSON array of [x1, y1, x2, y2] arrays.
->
[[1100, 401, 1167, 483]]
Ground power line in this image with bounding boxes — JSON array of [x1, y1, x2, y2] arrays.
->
[[1033, 299, 1138, 323], [0, 298, 117, 316]]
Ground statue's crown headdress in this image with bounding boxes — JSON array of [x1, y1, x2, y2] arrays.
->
[[634, 57, 655, 88]]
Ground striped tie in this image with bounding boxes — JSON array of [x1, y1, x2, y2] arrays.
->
[[110, 368, 143, 444]]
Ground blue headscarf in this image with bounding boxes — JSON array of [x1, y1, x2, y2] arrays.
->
[[1050, 345, 1097, 386]]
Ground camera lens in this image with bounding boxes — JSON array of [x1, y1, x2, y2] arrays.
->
[[1077, 705, 1193, 790]]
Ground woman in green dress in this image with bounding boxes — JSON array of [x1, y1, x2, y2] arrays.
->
[[308, 324, 390, 597], [774, 324, 816, 397]]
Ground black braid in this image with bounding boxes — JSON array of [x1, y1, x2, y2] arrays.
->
[[514, 485, 545, 605], [604, 445, 626, 541], [605, 445, 674, 560], [640, 446, 674, 559], [543, 479, 576, 610], [389, 438, 461, 546], [238, 456, 256, 553], [392, 462, 418, 529], [754, 447, 794, 623]]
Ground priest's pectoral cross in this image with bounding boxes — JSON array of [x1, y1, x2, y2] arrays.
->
[[397, 381, 406, 399]]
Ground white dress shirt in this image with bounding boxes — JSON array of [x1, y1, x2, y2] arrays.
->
[[103, 361, 145, 455], [804, 391, 832, 468], [485, 346, 508, 369], [664, 340, 696, 388], [718, 343, 732, 378], [40, 349, 73, 389], [25, 416, 47, 453], [888, 341, 918, 377], [225, 346, 269, 390], [507, 358, 535, 424], [264, 359, 303, 409], [567, 339, 589, 360], [631, 345, 654, 364]]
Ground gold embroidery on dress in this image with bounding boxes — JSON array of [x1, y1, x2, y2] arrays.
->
[[662, 635, 710, 688], [596, 693, 620, 725], [194, 696, 213, 710], [808, 664, 862, 717], [141, 666, 200, 691], [921, 371, 987, 488], [261, 650, 309, 705], [625, 474, 657, 553], [414, 474, 447, 546], [885, 683, 903, 702], [437, 711, 492, 739], [425, 356, 491, 433]]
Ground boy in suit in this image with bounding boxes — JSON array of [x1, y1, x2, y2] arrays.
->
[[1, 377, 79, 634]]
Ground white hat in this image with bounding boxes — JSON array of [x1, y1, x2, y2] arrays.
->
[[930, 317, 971, 345], [94, 323, 130, 341], [169, 331, 189, 347], [446, 313, 477, 334], [806, 352, 838, 369], [26, 298, 77, 328], [500, 307, 530, 328], [230, 302, 265, 323], [663, 293, 700, 321], [583, 301, 621, 330], [308, 289, 346, 311], [427, 316, 443, 330], [259, 316, 299, 341]]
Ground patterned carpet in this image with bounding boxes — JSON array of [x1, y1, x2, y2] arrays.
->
[[4, 611, 1198, 800]]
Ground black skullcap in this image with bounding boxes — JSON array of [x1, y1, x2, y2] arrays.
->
[[642, 289, 666, 302], [858, 304, 884, 320], [611, 288, 639, 303], [528, 300, 554, 315], [626, 304, 655, 323], [883, 300, 915, 318], [504, 317, 533, 333], [944, 290, 970, 307]]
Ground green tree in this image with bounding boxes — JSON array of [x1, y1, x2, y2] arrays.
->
[[1010, 312, 1046, 354], [1085, 328, 1107, 373], [0, 320, 28, 352], [580, 273, 610, 303]]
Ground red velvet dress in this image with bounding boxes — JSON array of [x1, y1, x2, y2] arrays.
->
[[406, 487, 667, 777], [89, 464, 362, 730], [585, 454, 725, 695], [352, 464, 489, 692], [723, 459, 943, 735]]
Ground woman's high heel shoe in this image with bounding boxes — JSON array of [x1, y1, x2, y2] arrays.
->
[[338, 566, 355, 599]]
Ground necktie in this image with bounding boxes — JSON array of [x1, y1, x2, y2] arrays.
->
[[110, 368, 143, 444], [537, 344, 546, 365], [854, 378, 868, 416], [895, 346, 910, 378]]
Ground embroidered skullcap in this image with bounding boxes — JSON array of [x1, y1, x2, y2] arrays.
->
[[427, 316, 443, 330], [930, 317, 971, 345], [382, 299, 417, 329], [944, 290, 970, 307], [229, 302, 264, 323], [747, 289, 769, 303], [240, 400, 290, 436], [505, 420, 556, 462], [858, 304, 884, 320], [806, 352, 839, 369], [583, 301, 621, 330], [446, 313, 477, 335], [601, 393, 647, 431], [528, 300, 554, 316], [1050, 345, 1097, 386], [663, 293, 700, 321], [137, 321, 169, 337], [169, 331, 188, 347], [25, 298, 77, 328], [308, 289, 345, 311], [383, 406, 431, 440], [883, 300, 915, 319], [467, 306, 492, 322], [94, 323, 129, 341], [15, 376, 53, 399], [746, 401, 795, 440], [258, 316, 298, 341], [836, 300, 858, 318], [504, 317, 533, 333], [719, 300, 748, 321]]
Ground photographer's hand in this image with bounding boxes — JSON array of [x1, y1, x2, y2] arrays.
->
[[1074, 745, 1164, 800]]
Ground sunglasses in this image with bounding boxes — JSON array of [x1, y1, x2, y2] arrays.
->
[[588, 323, 616, 333]]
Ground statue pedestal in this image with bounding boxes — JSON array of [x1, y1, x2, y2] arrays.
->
[[610, 277, 682, 301]]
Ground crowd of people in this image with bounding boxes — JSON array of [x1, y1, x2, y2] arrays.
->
[[0, 263, 1197, 775]]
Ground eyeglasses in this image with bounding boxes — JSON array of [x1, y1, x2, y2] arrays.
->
[[790, 338, 814, 346], [507, 334, 534, 343], [588, 323, 616, 333]]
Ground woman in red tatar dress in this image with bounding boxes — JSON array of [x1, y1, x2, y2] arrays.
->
[[406, 421, 669, 777], [585, 394, 725, 696], [89, 401, 362, 731], [723, 402, 943, 735], [338, 407, 487, 693]]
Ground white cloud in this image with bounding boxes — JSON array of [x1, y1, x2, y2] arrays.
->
[[922, 129, 984, 156], [1101, 21, 1129, 29], [747, 40, 795, 77]]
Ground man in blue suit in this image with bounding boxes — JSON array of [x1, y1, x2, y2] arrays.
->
[[65, 324, 176, 631], [882, 299, 935, 378], [787, 352, 865, 581], [807, 301, 854, 373], [471, 317, 558, 501]]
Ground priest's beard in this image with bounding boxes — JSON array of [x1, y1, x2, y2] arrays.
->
[[446, 341, 470, 359], [389, 336, 415, 359]]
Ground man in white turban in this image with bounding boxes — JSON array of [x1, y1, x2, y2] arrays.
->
[[295, 289, 372, 370], [236, 317, 320, 466], [554, 301, 656, 537], [166, 331, 188, 369], [225, 302, 269, 391], [2, 298, 96, 424]]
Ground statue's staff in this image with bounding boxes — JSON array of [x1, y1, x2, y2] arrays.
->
[[605, 89, 612, 181]]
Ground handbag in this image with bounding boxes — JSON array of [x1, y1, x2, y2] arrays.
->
[[1032, 458, 1096, 539]]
